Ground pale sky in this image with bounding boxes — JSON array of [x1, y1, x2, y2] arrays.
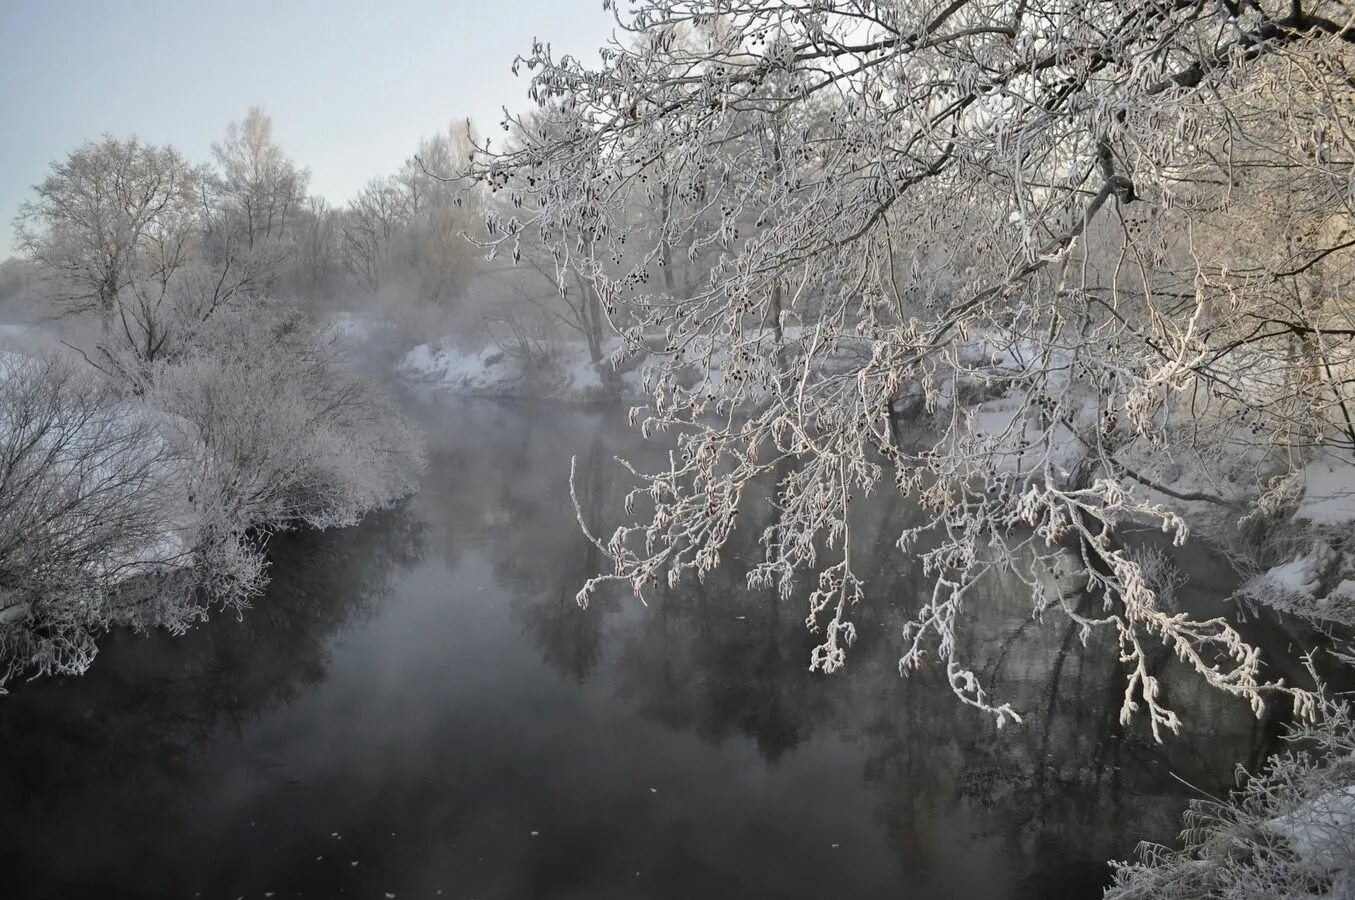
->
[[0, 0, 615, 258]]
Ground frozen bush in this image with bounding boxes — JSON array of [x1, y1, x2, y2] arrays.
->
[[0, 353, 180, 685], [1107, 701, 1355, 899], [149, 301, 424, 536], [0, 300, 424, 690]]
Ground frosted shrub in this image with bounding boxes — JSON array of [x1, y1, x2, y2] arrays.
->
[[0, 353, 179, 686], [1108, 702, 1355, 899], [149, 302, 425, 536], [0, 302, 424, 690]]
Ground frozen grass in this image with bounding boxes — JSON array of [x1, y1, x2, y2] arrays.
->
[[1108, 701, 1355, 900]]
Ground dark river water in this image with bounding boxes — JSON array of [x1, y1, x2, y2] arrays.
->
[[0, 398, 1293, 899]]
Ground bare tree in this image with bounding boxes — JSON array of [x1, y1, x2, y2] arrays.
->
[[293, 195, 343, 301], [14, 136, 200, 330], [340, 176, 408, 295], [210, 107, 309, 251], [0, 353, 180, 686]]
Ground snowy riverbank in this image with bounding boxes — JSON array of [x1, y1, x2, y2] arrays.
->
[[397, 336, 645, 403]]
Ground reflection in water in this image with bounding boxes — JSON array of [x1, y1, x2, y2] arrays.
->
[[0, 504, 425, 895], [0, 397, 1284, 899]]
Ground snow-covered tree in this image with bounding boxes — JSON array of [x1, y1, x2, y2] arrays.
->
[[0, 353, 180, 686], [149, 301, 425, 535], [292, 195, 344, 301], [340, 175, 409, 296], [475, 0, 1355, 732], [210, 107, 309, 253], [339, 124, 480, 309], [14, 137, 200, 329], [392, 125, 481, 308]]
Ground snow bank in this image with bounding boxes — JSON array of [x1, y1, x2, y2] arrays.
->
[[1265, 784, 1355, 875], [398, 338, 643, 403], [1233, 542, 1355, 626], [1297, 458, 1355, 527], [1266, 545, 1331, 596]]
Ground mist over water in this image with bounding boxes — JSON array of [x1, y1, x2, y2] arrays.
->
[[0, 397, 1278, 899]]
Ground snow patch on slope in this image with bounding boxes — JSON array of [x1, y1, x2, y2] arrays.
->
[[1265, 784, 1355, 877], [398, 338, 643, 402], [1297, 458, 1355, 526]]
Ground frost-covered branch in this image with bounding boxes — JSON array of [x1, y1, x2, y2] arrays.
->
[[473, 0, 1355, 730]]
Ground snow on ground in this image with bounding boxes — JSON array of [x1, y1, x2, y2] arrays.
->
[[1264, 543, 1332, 596], [398, 337, 643, 403], [401, 342, 505, 393], [1265, 784, 1355, 876], [951, 396, 1086, 479], [1234, 541, 1355, 626], [0, 341, 195, 590], [1297, 457, 1355, 527], [957, 331, 1044, 374]]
